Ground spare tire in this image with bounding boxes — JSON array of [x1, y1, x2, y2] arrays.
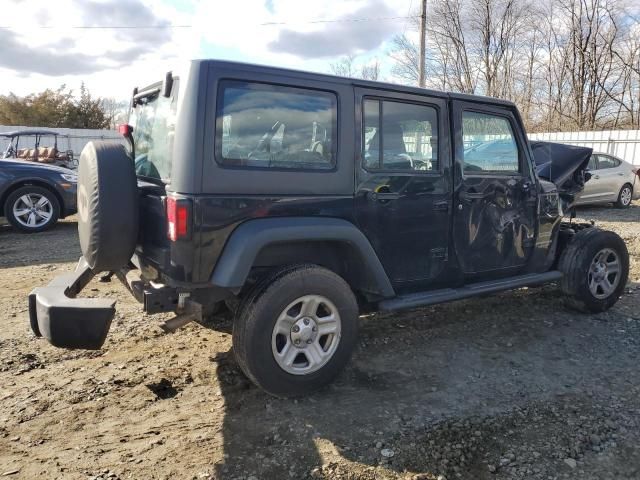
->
[[77, 141, 138, 273]]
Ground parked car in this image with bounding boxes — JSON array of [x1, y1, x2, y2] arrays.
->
[[29, 60, 629, 397], [0, 130, 76, 170], [0, 158, 77, 232], [575, 153, 639, 208]]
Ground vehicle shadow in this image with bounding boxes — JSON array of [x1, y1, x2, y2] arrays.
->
[[209, 282, 640, 479], [0, 220, 80, 269]]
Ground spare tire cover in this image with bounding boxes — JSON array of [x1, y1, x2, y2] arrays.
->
[[77, 141, 139, 273]]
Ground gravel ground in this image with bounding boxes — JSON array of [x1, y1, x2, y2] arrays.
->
[[0, 203, 639, 480]]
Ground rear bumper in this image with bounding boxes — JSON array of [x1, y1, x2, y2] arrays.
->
[[29, 258, 115, 349], [29, 257, 228, 350]]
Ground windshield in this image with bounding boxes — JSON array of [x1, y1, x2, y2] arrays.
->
[[129, 82, 178, 182]]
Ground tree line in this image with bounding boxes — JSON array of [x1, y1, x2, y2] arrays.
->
[[0, 84, 126, 130], [336, 0, 640, 133]]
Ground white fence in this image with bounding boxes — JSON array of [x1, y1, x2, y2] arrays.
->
[[528, 130, 640, 166], [0, 125, 124, 159]]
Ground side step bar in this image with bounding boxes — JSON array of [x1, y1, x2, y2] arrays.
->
[[379, 271, 563, 312]]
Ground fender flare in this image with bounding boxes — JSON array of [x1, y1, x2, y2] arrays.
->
[[210, 217, 395, 298]]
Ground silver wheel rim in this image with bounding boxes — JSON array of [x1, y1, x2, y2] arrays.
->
[[588, 248, 621, 299], [621, 187, 632, 206], [12, 193, 53, 228], [271, 294, 342, 375]]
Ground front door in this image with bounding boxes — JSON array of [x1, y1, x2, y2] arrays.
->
[[594, 154, 624, 200], [451, 101, 538, 278], [354, 88, 453, 293]]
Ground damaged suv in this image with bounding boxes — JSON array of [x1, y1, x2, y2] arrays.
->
[[30, 60, 629, 397]]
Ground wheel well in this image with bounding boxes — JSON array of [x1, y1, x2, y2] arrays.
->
[[250, 240, 386, 301], [555, 221, 595, 265], [0, 181, 64, 217]]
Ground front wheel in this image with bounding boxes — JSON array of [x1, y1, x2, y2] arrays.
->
[[4, 186, 60, 233], [559, 228, 629, 313], [233, 265, 359, 397]]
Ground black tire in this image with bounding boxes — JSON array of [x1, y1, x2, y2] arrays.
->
[[559, 228, 629, 313], [233, 265, 359, 397], [77, 141, 138, 272], [4, 185, 60, 233], [614, 183, 633, 209]]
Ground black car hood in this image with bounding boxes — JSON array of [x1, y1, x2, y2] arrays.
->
[[530, 141, 592, 196]]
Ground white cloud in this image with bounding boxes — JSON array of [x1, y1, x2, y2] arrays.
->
[[0, 0, 413, 100]]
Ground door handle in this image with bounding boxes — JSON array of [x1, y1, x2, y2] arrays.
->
[[369, 191, 401, 201], [459, 190, 491, 202]]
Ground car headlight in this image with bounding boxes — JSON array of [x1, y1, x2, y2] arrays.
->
[[60, 173, 78, 183]]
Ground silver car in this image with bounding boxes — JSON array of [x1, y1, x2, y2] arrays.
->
[[575, 153, 639, 208]]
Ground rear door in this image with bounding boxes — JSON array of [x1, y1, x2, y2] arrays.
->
[[354, 88, 453, 292], [594, 154, 624, 200], [451, 101, 538, 278]]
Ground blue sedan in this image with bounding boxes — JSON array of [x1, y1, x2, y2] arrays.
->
[[0, 159, 77, 232]]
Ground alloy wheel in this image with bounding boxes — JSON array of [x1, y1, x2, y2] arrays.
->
[[588, 248, 621, 299], [620, 186, 632, 206], [12, 193, 53, 229]]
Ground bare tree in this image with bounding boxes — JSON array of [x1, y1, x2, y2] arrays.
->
[[389, 34, 421, 84], [101, 98, 129, 129], [330, 54, 358, 78], [360, 59, 381, 81], [385, 0, 638, 132], [330, 55, 380, 81]]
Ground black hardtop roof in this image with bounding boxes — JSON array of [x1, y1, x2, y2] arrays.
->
[[197, 59, 517, 108], [0, 129, 67, 137]]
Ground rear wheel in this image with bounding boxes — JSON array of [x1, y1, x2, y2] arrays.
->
[[5, 186, 60, 233], [615, 184, 633, 208], [233, 265, 359, 397], [559, 228, 629, 313]]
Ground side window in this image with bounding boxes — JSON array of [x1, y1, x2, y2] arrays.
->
[[596, 155, 620, 169], [462, 111, 519, 173], [363, 99, 439, 172], [587, 155, 598, 170], [217, 81, 337, 170]]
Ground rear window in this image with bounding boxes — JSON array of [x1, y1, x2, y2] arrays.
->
[[216, 81, 337, 170], [596, 155, 621, 169], [130, 81, 179, 182]]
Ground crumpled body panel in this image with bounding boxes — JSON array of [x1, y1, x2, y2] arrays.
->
[[454, 177, 536, 275]]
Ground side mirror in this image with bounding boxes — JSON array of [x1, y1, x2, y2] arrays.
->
[[162, 71, 173, 98]]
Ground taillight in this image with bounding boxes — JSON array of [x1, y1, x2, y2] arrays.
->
[[118, 124, 133, 136], [166, 197, 191, 241]]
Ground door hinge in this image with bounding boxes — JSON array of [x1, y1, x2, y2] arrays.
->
[[430, 247, 448, 260]]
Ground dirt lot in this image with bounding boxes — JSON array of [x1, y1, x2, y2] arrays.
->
[[1, 204, 639, 480]]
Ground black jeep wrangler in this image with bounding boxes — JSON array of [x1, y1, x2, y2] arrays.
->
[[30, 60, 629, 397]]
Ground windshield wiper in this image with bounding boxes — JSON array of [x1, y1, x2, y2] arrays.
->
[[136, 174, 166, 187], [133, 88, 160, 106]]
